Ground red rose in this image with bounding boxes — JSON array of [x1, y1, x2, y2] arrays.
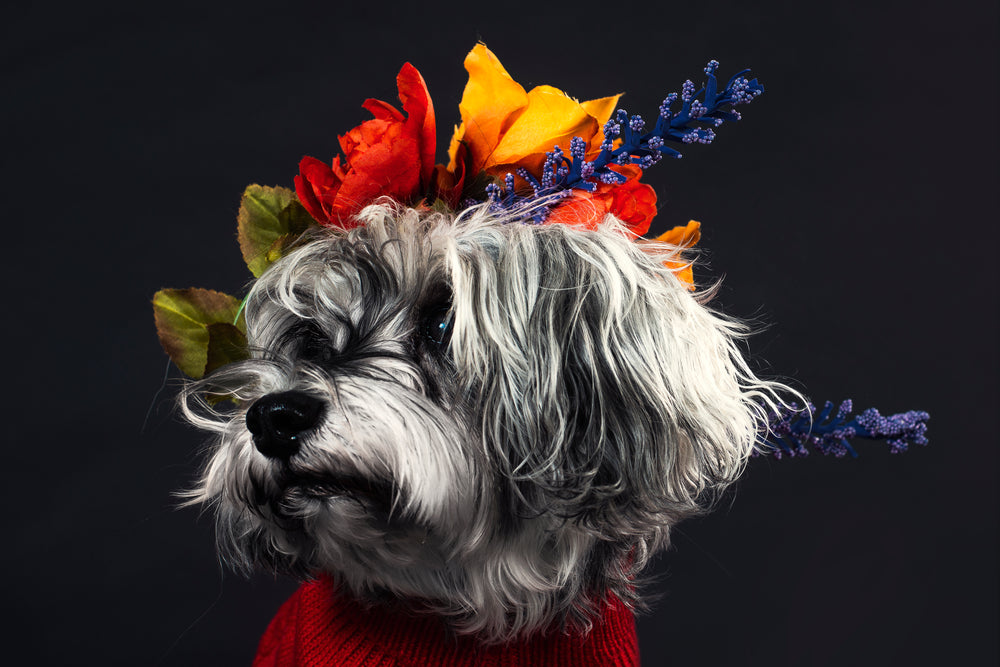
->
[[294, 63, 436, 227], [545, 165, 657, 237]]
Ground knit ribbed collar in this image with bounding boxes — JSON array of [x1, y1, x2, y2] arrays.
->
[[253, 575, 640, 667]]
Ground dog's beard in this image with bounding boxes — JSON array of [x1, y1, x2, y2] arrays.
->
[[180, 203, 791, 641], [188, 346, 485, 588]]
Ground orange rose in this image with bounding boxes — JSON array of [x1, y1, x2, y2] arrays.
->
[[295, 63, 436, 227]]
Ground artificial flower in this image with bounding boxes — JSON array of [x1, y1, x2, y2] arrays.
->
[[447, 44, 620, 178], [654, 219, 701, 289], [295, 63, 436, 226], [545, 165, 657, 236], [432, 143, 467, 209]]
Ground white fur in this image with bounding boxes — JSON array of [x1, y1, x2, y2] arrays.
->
[[181, 202, 790, 641]]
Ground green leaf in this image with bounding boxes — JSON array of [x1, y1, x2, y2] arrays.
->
[[205, 322, 249, 375], [153, 288, 248, 378], [237, 184, 316, 277], [428, 198, 455, 215]]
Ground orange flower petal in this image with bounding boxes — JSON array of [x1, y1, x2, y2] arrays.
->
[[449, 43, 529, 174], [580, 95, 621, 125], [654, 220, 701, 248], [446, 125, 466, 173], [488, 85, 600, 172], [655, 221, 701, 290], [581, 94, 622, 153], [446, 44, 622, 188], [665, 261, 695, 289]]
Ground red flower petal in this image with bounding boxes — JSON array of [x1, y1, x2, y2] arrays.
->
[[610, 178, 657, 237], [294, 63, 437, 225], [360, 98, 405, 122], [544, 191, 609, 229], [339, 118, 395, 160], [295, 155, 343, 225], [396, 62, 436, 189], [544, 166, 656, 235]]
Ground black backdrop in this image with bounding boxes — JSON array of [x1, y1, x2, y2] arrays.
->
[[3, 1, 996, 665]]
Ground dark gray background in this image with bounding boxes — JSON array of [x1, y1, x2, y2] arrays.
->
[[3, 1, 996, 665]]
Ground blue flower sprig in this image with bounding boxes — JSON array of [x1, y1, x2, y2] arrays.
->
[[485, 60, 764, 222], [759, 400, 930, 458]]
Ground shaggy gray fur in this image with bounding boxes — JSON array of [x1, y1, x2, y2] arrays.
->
[[181, 202, 788, 641]]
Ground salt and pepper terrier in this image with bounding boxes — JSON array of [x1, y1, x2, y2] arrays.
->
[[180, 201, 787, 644]]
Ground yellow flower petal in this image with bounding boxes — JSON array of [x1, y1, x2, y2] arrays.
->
[[581, 95, 621, 125], [446, 123, 466, 171], [581, 94, 622, 154], [447, 44, 622, 178], [448, 43, 529, 173], [488, 85, 600, 171]]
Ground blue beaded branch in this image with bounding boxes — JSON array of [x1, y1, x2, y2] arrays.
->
[[759, 400, 930, 458], [485, 60, 764, 222]]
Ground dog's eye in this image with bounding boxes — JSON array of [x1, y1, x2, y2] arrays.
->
[[422, 306, 453, 347], [302, 341, 335, 365], [299, 327, 335, 365]]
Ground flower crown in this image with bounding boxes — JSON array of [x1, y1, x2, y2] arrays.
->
[[153, 44, 928, 456], [294, 44, 762, 235]]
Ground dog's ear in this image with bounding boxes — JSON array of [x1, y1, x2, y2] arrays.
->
[[449, 220, 776, 542]]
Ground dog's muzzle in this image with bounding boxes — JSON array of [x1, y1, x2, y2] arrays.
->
[[246, 391, 324, 460]]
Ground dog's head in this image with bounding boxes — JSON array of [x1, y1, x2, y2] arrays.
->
[[182, 203, 783, 640]]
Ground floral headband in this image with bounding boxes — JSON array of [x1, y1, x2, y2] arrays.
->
[[153, 44, 928, 456], [293, 44, 760, 234]]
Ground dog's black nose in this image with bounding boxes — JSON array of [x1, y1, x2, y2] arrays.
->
[[246, 391, 324, 460]]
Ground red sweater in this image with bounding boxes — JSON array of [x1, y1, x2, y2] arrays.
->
[[253, 576, 639, 666]]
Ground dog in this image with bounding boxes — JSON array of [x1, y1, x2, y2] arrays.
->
[[179, 201, 788, 664]]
